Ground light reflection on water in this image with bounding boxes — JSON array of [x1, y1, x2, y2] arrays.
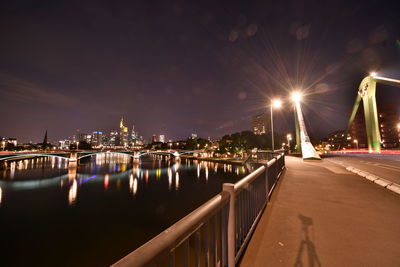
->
[[0, 155, 249, 204], [0, 153, 249, 267], [68, 179, 77, 205]]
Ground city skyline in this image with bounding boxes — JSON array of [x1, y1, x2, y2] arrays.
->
[[1, 0, 400, 143]]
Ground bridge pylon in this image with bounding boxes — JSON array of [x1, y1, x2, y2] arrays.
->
[[133, 151, 140, 160], [346, 74, 400, 152], [68, 152, 78, 167]]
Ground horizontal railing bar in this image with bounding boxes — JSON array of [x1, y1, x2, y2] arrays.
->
[[112, 191, 230, 267], [234, 166, 265, 194]]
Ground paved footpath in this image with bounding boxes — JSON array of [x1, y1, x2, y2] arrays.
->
[[240, 156, 400, 267]]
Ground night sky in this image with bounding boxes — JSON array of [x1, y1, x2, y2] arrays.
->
[[1, 0, 399, 143]]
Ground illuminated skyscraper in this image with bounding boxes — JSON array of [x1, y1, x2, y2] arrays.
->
[[91, 131, 103, 147], [110, 131, 119, 146], [251, 113, 270, 135], [130, 125, 138, 146], [120, 117, 129, 147]]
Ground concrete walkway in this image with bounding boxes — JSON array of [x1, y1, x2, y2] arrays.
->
[[240, 156, 400, 267]]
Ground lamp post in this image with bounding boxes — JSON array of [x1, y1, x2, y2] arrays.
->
[[270, 99, 282, 151], [287, 134, 292, 152], [353, 139, 359, 149]]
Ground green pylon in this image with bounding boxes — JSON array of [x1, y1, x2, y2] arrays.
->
[[346, 76, 381, 152], [294, 106, 301, 152]]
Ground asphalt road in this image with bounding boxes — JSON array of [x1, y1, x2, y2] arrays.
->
[[326, 153, 400, 185], [240, 156, 400, 267]]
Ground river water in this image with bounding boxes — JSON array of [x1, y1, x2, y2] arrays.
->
[[0, 154, 249, 266]]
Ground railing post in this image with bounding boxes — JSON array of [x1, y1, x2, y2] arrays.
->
[[223, 183, 235, 267]]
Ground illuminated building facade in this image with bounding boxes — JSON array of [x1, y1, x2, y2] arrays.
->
[[91, 131, 103, 147], [78, 133, 92, 144], [119, 117, 129, 147], [327, 130, 349, 149], [1, 137, 17, 150], [251, 113, 270, 135], [109, 131, 119, 146], [57, 117, 145, 149]]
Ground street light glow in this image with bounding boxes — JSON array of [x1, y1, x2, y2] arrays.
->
[[272, 99, 282, 108], [370, 72, 377, 77], [291, 92, 303, 103]]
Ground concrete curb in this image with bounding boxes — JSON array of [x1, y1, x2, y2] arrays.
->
[[346, 165, 400, 195], [330, 160, 400, 195]]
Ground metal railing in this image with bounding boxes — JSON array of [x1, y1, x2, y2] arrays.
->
[[112, 153, 285, 267]]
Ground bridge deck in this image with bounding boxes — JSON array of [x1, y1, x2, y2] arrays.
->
[[240, 156, 400, 267]]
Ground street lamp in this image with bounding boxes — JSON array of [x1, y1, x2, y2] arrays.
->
[[353, 139, 358, 150], [287, 134, 292, 152], [270, 99, 282, 151], [291, 91, 303, 103]]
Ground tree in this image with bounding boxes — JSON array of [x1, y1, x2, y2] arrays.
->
[[184, 138, 211, 150], [5, 142, 15, 151]]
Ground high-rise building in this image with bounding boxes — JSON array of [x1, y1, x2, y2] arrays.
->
[[130, 125, 139, 146], [151, 134, 157, 143], [327, 130, 349, 149], [190, 133, 197, 139], [78, 133, 92, 144], [379, 104, 400, 148], [159, 135, 165, 143], [110, 131, 119, 146], [91, 131, 103, 147], [119, 117, 129, 147], [101, 134, 110, 146], [58, 139, 72, 150], [251, 113, 270, 135]]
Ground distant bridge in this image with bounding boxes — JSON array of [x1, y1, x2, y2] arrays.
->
[[0, 150, 205, 164]]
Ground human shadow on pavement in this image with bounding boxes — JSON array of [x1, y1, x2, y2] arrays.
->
[[294, 214, 322, 267]]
